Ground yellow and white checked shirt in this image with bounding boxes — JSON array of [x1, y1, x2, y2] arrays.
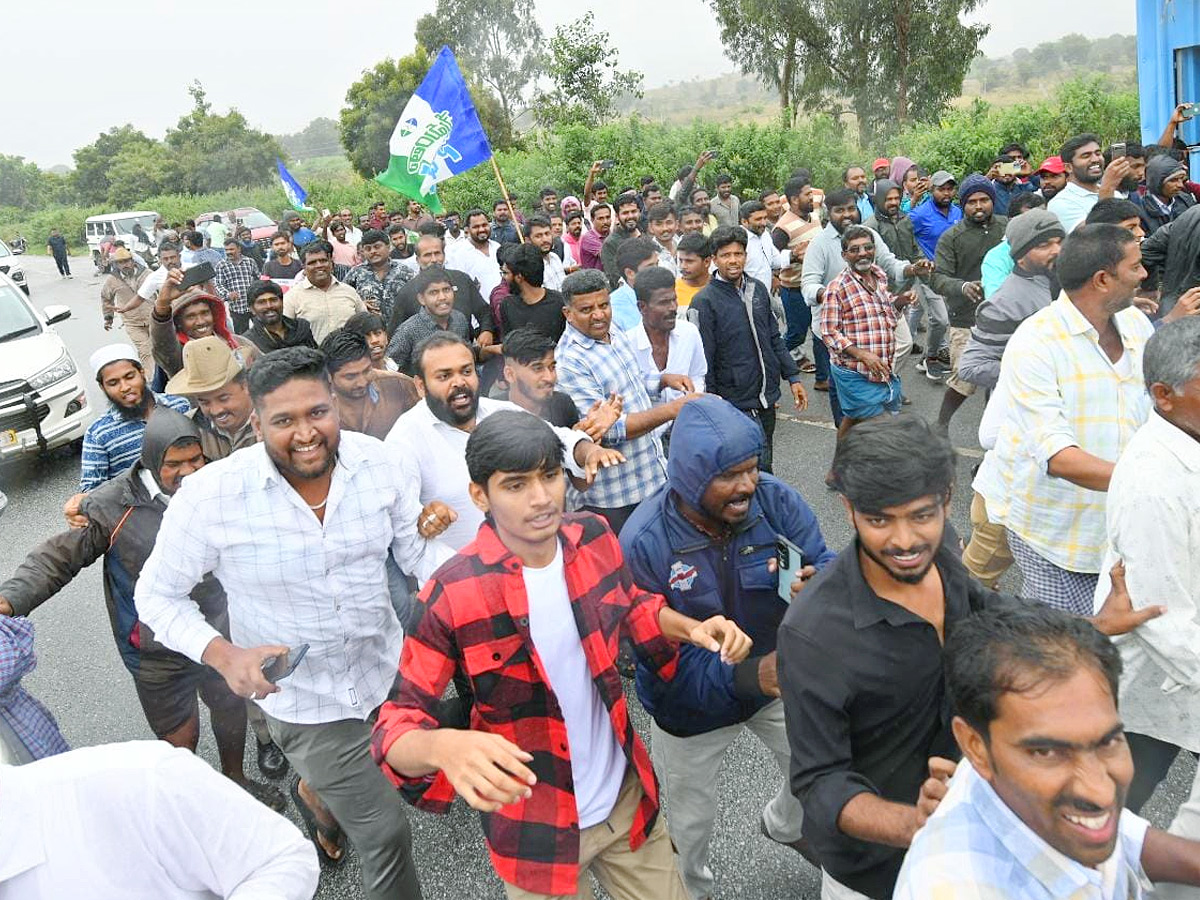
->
[[979, 295, 1152, 573]]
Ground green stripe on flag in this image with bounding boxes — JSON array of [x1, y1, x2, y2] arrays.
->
[[375, 157, 445, 215]]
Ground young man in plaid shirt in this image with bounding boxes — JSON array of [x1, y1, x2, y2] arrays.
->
[[214, 238, 262, 333], [373, 410, 752, 900], [820, 225, 918, 440]]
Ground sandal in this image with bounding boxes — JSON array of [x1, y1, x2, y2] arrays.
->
[[290, 777, 347, 866]]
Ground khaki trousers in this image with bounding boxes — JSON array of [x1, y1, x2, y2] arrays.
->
[[121, 314, 155, 375], [503, 767, 688, 900], [962, 492, 1013, 589]]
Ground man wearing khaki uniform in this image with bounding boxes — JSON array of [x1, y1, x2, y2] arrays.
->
[[100, 248, 154, 374]]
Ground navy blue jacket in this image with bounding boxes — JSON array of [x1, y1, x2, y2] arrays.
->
[[620, 396, 836, 737], [691, 273, 800, 412]]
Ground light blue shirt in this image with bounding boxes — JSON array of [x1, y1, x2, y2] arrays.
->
[[856, 193, 874, 223], [1048, 182, 1100, 234], [981, 240, 1015, 298], [609, 282, 642, 331], [896, 761, 1151, 900]]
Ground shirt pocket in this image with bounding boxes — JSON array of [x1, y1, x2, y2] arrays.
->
[[737, 545, 779, 594], [462, 634, 540, 717]]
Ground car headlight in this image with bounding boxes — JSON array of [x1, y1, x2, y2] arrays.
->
[[28, 352, 76, 390], [10, 270, 24, 282]]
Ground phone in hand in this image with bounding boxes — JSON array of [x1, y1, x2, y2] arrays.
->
[[998, 161, 1021, 176], [599, 159, 615, 170], [178, 261, 215, 291], [262, 644, 309, 683], [1181, 103, 1198, 120], [1110, 142, 1127, 159], [776, 536, 805, 604]]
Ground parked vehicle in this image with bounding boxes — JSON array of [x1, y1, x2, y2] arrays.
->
[[0, 271, 89, 459], [196, 208, 277, 252], [84, 211, 160, 271], [0, 239, 28, 296]]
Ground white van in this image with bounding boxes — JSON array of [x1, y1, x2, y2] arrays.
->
[[84, 211, 160, 268]]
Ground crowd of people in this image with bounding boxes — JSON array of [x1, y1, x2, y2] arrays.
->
[[3, 105, 1200, 900]]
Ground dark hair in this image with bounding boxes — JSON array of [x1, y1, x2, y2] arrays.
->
[[647, 202, 676, 224], [525, 214, 552, 237], [634, 266, 677, 304], [158, 240, 181, 255], [508, 242, 545, 287], [319, 329, 371, 375], [416, 220, 445, 238], [617, 237, 658, 277], [343, 311, 387, 336], [841, 164, 865, 181], [739, 200, 765, 221], [465, 410, 564, 487], [247, 347, 330, 407], [676, 164, 694, 181], [715, 173, 733, 186], [184, 230, 205, 249], [1059, 132, 1102, 167], [1055, 224, 1136, 293], [689, 186, 710, 201], [825, 187, 858, 210], [269, 231, 291, 245], [678, 205, 701, 220], [999, 141, 1030, 158], [386, 223, 407, 236], [413, 264, 454, 295], [831, 415, 956, 513], [790, 167, 813, 181], [758, 188, 780, 202], [613, 192, 641, 214], [783, 175, 812, 200], [412, 331, 473, 380], [839, 225, 874, 251], [643, 182, 663, 195], [539, 186, 558, 199], [502, 327, 557, 364], [592, 180, 608, 193], [708, 225, 748, 254], [565, 209, 584, 224], [223, 237, 240, 247], [946, 603, 1121, 741], [1085, 198, 1144, 226], [360, 228, 388, 246], [247, 280, 284, 306], [677, 232, 712, 257], [639, 175, 656, 188], [561, 268, 610, 306], [468, 208, 490, 224], [299, 239, 334, 261], [1007, 192, 1046, 217], [491, 199, 509, 211]]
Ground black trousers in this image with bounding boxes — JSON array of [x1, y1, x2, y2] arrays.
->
[[582, 503, 638, 538], [742, 406, 776, 473], [53, 253, 71, 276], [1126, 731, 1197, 812]]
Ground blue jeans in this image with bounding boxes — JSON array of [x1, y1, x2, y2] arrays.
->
[[780, 287, 811, 353]]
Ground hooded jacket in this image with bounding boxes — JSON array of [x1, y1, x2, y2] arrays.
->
[[864, 179, 924, 292], [0, 408, 229, 674], [1142, 202, 1200, 315], [1140, 156, 1195, 236], [150, 289, 258, 377], [619, 396, 836, 737]]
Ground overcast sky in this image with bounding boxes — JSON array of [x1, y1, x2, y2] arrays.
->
[[3, 0, 1135, 168]]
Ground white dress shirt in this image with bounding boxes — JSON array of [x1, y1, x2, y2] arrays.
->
[[1094, 412, 1200, 752], [744, 228, 784, 288], [135, 432, 452, 725], [0, 741, 318, 900], [623, 320, 707, 400], [386, 398, 590, 551], [446, 239, 502, 300], [543, 250, 567, 291]]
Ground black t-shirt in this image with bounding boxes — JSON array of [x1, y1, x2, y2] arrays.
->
[[544, 391, 580, 428], [500, 290, 566, 342], [262, 257, 303, 280], [47, 235, 67, 255]]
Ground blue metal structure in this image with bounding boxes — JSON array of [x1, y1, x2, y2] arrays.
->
[[1137, 0, 1200, 177]]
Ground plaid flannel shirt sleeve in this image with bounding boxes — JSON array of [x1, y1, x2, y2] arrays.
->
[[619, 567, 679, 681], [819, 281, 853, 354], [556, 342, 629, 444]]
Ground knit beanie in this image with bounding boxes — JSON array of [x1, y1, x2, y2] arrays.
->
[[1006, 209, 1066, 261], [958, 173, 996, 206]]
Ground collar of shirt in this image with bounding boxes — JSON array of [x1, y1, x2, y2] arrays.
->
[[843, 536, 974, 631], [962, 761, 1150, 897], [1144, 411, 1200, 473], [1055, 293, 1142, 349], [562, 322, 610, 349]]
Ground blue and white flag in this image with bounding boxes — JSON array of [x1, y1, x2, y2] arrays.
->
[[277, 159, 313, 212], [375, 46, 494, 214]]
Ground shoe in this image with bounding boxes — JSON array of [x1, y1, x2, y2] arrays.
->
[[813, 380, 830, 392], [760, 814, 821, 867], [915, 358, 928, 373], [239, 777, 287, 813], [937, 346, 951, 365], [927, 360, 950, 381], [901, 395, 912, 406], [911, 343, 924, 357], [257, 739, 289, 779]]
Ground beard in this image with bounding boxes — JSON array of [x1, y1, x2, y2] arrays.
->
[[265, 430, 339, 482], [115, 388, 155, 421], [858, 533, 936, 585], [426, 385, 479, 427]]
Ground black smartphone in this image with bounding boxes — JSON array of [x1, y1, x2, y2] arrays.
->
[[600, 159, 616, 170], [178, 261, 215, 290], [262, 643, 309, 683]]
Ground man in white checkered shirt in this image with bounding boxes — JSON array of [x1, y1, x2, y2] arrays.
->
[[137, 346, 451, 900]]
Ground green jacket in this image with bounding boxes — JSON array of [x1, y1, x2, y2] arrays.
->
[[930, 215, 1008, 327]]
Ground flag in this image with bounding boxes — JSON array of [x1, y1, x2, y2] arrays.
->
[[375, 46, 494, 215], [277, 159, 313, 212]]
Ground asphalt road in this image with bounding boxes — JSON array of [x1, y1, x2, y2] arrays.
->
[[1, 252, 1193, 899]]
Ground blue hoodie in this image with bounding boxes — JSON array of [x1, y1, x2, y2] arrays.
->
[[620, 396, 836, 737]]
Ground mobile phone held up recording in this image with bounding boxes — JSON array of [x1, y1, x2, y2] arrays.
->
[[776, 536, 805, 604], [262, 644, 309, 683], [1181, 103, 1198, 121], [1110, 142, 1127, 159], [599, 159, 616, 170], [177, 261, 215, 291]]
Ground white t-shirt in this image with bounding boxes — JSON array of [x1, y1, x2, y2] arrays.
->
[[522, 542, 625, 828]]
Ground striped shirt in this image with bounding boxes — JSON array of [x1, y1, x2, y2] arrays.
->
[[79, 394, 191, 492], [978, 296, 1153, 572], [212, 256, 262, 314], [556, 324, 668, 510]]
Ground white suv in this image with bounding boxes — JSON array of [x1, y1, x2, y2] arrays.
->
[[0, 239, 28, 296], [0, 271, 89, 458]]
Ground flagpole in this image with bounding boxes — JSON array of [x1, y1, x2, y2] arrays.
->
[[490, 157, 525, 244]]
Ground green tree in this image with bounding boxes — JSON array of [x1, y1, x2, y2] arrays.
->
[[71, 125, 157, 205], [277, 117, 342, 160], [1030, 42, 1062, 73], [0, 155, 45, 210], [532, 13, 643, 129], [1057, 33, 1091, 67], [414, 0, 543, 139], [339, 48, 508, 181], [164, 82, 281, 194], [105, 142, 178, 208]]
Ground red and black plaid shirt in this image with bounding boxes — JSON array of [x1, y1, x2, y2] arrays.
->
[[819, 263, 899, 382], [371, 513, 680, 896]]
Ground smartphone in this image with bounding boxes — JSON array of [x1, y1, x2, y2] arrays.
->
[[262, 643, 309, 683], [707, 149, 720, 159], [776, 536, 805, 604], [178, 261, 215, 290], [1110, 142, 1126, 159], [1181, 103, 1198, 120], [322, 208, 332, 218], [599, 159, 616, 170], [998, 161, 1020, 176]]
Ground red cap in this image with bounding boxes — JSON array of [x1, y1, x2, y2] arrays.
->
[[1037, 156, 1066, 175], [872, 157, 890, 170]]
